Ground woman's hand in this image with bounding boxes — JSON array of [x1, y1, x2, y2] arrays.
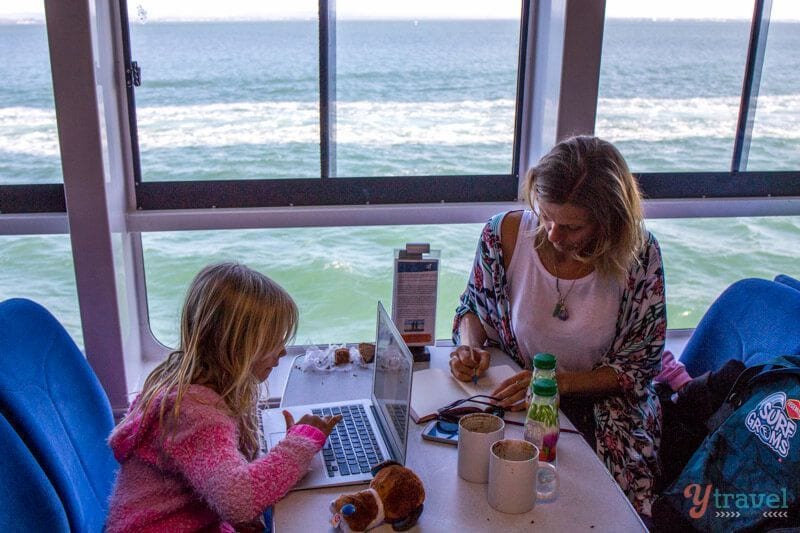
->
[[491, 370, 532, 411], [283, 410, 342, 438], [449, 345, 490, 382]]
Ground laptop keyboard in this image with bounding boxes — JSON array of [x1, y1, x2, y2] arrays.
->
[[316, 404, 384, 477]]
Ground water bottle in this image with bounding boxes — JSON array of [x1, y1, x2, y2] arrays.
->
[[524, 378, 559, 463], [525, 352, 557, 405]]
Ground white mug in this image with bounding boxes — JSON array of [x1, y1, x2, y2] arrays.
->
[[457, 413, 505, 483], [487, 439, 559, 514]]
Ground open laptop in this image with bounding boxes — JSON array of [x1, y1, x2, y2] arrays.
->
[[260, 301, 413, 490]]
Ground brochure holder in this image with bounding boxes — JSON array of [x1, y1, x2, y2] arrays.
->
[[392, 243, 440, 362]]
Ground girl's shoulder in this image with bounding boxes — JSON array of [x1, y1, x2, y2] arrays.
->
[[151, 384, 230, 423], [181, 385, 229, 411]]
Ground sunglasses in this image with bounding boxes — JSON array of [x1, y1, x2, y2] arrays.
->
[[434, 394, 584, 437], [434, 395, 524, 434]]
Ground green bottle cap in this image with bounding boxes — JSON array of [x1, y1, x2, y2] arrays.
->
[[533, 352, 556, 370], [533, 378, 557, 397]]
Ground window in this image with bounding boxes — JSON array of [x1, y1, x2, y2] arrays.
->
[[334, 4, 521, 177], [0, 234, 83, 348], [128, 5, 321, 182], [0, 4, 65, 213], [746, 1, 800, 171], [124, 1, 524, 209], [142, 224, 483, 347], [598, 4, 752, 172], [0, 7, 80, 345], [598, 0, 800, 328], [0, 11, 62, 185]]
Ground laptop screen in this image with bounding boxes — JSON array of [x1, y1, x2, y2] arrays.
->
[[371, 301, 413, 465]]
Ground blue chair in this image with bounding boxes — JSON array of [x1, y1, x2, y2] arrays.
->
[[679, 276, 800, 377], [0, 298, 118, 532], [0, 411, 70, 531]]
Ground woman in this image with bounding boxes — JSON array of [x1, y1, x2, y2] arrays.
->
[[450, 135, 665, 516]]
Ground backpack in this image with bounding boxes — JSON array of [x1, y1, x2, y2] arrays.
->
[[652, 355, 800, 532]]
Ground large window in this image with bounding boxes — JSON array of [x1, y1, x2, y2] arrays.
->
[[124, 1, 524, 347], [128, 7, 321, 182], [0, 9, 62, 186], [746, 6, 800, 170], [599, 0, 800, 327], [0, 5, 81, 345], [597, 15, 751, 172], [125, 1, 524, 209]]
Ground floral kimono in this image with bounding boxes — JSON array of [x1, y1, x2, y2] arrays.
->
[[453, 212, 665, 515]]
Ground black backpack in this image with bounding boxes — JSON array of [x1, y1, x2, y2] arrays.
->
[[653, 355, 800, 532]]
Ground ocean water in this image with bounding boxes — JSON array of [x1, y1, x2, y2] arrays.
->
[[1, 19, 799, 348]]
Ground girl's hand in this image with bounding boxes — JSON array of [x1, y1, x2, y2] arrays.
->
[[491, 370, 532, 411], [449, 345, 490, 382], [282, 410, 342, 438]]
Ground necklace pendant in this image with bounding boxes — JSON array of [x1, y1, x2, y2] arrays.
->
[[552, 300, 569, 321]]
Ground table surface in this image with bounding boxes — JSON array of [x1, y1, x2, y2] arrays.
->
[[268, 345, 647, 532]]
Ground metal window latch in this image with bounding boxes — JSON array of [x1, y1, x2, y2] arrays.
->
[[126, 61, 141, 88]]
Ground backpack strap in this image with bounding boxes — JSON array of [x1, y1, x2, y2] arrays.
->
[[706, 355, 800, 433]]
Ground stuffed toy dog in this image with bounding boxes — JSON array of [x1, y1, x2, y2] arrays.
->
[[329, 461, 425, 531]]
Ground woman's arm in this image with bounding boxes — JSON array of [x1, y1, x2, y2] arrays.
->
[[457, 311, 489, 347], [452, 211, 527, 369], [601, 233, 667, 401], [558, 367, 619, 396], [491, 364, 622, 411], [450, 312, 492, 381]]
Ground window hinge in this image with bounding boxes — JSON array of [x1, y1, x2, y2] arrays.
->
[[126, 61, 141, 88]]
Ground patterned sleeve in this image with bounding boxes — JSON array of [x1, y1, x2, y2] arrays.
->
[[452, 217, 501, 345], [601, 232, 667, 402], [451, 212, 523, 367]]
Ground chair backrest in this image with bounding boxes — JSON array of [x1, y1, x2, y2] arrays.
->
[[0, 411, 70, 531], [0, 298, 118, 532], [679, 277, 800, 377]]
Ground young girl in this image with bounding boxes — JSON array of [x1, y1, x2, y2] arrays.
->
[[106, 262, 341, 532]]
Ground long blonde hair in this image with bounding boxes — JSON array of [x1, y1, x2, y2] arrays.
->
[[132, 262, 298, 460], [523, 135, 646, 281]]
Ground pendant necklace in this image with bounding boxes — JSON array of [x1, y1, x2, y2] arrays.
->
[[551, 258, 577, 321]]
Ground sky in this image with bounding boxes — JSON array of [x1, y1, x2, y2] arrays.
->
[[2, 0, 799, 22]]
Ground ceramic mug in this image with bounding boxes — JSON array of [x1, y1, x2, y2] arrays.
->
[[487, 438, 559, 514], [457, 413, 505, 483]]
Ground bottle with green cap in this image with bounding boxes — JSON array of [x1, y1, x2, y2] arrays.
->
[[526, 352, 557, 405], [524, 377, 559, 463]]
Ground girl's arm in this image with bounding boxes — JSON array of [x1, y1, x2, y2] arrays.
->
[[163, 399, 326, 525]]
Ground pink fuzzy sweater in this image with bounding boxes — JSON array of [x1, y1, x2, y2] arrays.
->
[[106, 385, 325, 532]]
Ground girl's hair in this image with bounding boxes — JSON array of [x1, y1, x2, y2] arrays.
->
[[522, 135, 646, 281], [133, 262, 298, 460]]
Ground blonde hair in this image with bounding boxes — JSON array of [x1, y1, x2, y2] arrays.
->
[[132, 262, 298, 460], [522, 135, 646, 281]]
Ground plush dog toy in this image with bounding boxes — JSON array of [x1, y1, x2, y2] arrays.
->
[[329, 460, 425, 532]]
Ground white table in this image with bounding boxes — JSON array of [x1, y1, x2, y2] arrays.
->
[[269, 345, 647, 532]]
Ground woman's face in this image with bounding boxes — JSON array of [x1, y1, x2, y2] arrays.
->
[[253, 345, 287, 381], [537, 200, 598, 257]]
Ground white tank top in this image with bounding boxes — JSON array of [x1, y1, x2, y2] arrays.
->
[[506, 210, 622, 373]]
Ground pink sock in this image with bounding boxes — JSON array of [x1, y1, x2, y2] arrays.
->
[[655, 350, 692, 391]]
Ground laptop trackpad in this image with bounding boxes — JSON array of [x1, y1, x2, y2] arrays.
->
[[267, 431, 287, 449]]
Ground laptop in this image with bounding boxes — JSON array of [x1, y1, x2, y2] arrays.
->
[[260, 301, 413, 490]]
